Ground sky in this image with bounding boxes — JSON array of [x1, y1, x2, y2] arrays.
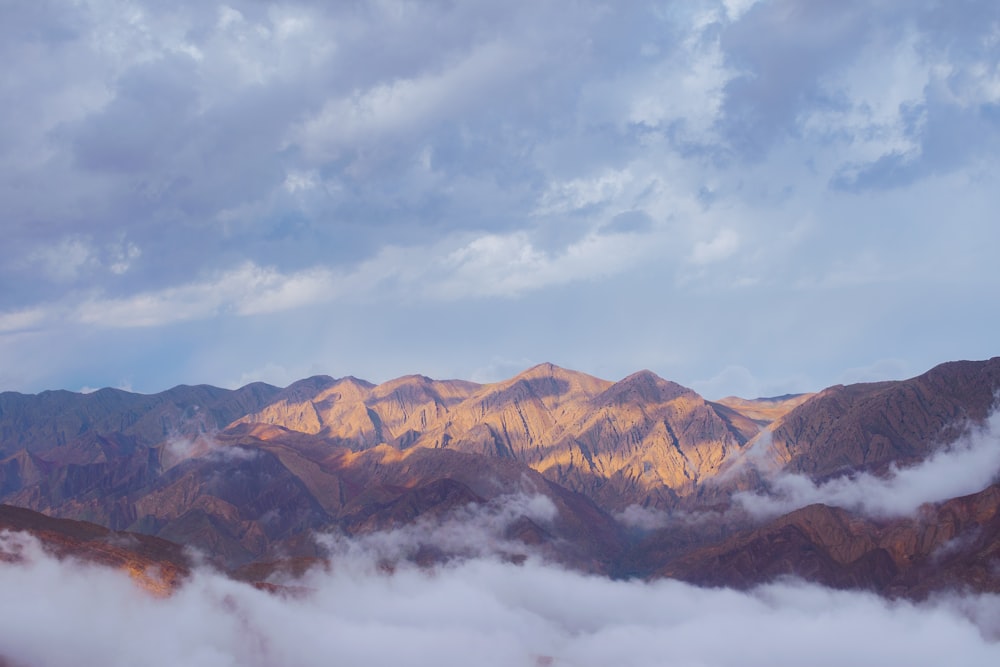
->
[[1, 0, 999, 398]]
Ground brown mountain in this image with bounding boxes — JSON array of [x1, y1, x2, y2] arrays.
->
[[656, 482, 1000, 598], [231, 374, 480, 447], [1, 416, 624, 571], [714, 393, 815, 426], [0, 381, 281, 463], [235, 363, 760, 511], [0, 503, 190, 596], [1, 357, 999, 597], [759, 358, 1000, 477]]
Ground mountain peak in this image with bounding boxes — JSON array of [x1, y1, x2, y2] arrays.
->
[[516, 362, 571, 379], [374, 374, 435, 392], [507, 363, 608, 386], [597, 369, 694, 405], [497, 363, 611, 397], [284, 374, 337, 391], [623, 369, 666, 383], [332, 376, 376, 390]]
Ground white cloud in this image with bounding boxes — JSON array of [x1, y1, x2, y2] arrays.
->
[[932, 55, 1000, 109], [108, 238, 141, 275], [429, 229, 651, 299], [723, 0, 761, 22], [736, 412, 1000, 519], [691, 228, 740, 265], [622, 8, 733, 143], [1, 528, 1000, 667], [22, 235, 142, 284], [616, 504, 671, 531], [74, 262, 338, 328], [0, 307, 49, 334], [798, 26, 929, 163], [161, 432, 258, 469], [282, 170, 319, 194], [292, 39, 532, 161], [27, 236, 98, 283], [217, 5, 244, 31], [1, 224, 661, 334], [319, 493, 559, 565], [534, 170, 634, 216]]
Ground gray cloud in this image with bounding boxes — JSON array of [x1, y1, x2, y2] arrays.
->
[[719, 0, 888, 158]]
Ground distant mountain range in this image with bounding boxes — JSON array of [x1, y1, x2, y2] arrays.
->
[[1, 357, 998, 597]]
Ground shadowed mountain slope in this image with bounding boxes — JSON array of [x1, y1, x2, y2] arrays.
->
[[0, 382, 281, 462], [1, 357, 999, 597], [760, 358, 1000, 478], [655, 483, 1000, 598]]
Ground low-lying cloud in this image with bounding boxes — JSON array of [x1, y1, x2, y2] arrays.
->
[[736, 412, 1000, 519], [320, 493, 558, 565], [616, 504, 672, 531], [161, 430, 260, 470], [1, 528, 999, 667]]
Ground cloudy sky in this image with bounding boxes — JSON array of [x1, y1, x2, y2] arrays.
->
[[2, 0, 998, 397]]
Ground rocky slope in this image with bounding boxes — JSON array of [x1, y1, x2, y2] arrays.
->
[[656, 482, 1000, 597], [0, 382, 281, 462], [235, 363, 760, 510], [1, 417, 624, 570], [0, 357, 998, 597], [759, 358, 1000, 477], [0, 503, 190, 596]]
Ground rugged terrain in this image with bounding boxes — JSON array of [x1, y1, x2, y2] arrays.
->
[[0, 357, 998, 597], [0, 504, 189, 596]]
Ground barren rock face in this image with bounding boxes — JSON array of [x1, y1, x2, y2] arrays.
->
[[230, 363, 761, 511], [0, 504, 190, 596], [0, 357, 998, 597], [653, 483, 1000, 598], [764, 358, 1000, 477]]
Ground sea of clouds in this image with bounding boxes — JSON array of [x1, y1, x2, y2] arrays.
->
[[2, 498, 1000, 667]]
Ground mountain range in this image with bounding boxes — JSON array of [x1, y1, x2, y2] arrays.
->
[[1, 357, 998, 598]]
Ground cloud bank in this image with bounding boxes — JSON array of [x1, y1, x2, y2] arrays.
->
[[1, 528, 999, 667], [736, 412, 1000, 519]]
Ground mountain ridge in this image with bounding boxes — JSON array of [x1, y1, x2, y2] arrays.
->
[[0, 356, 998, 597]]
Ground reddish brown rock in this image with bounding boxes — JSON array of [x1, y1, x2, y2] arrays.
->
[[764, 358, 1000, 477], [654, 483, 1000, 598], [0, 503, 190, 596]]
